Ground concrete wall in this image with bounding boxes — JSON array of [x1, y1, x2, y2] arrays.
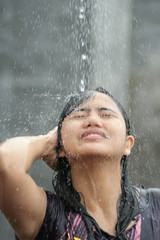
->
[[129, 0, 160, 187], [0, 0, 160, 238]]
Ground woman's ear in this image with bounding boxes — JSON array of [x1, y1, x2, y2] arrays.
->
[[124, 135, 134, 156]]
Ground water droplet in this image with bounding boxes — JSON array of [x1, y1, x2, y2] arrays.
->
[[81, 54, 87, 60], [79, 6, 85, 13], [81, 41, 85, 47], [79, 13, 85, 20], [79, 79, 86, 92], [81, 79, 85, 85]]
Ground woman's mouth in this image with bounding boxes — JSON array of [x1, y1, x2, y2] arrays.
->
[[81, 130, 107, 140]]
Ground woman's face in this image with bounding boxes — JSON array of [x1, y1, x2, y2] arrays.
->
[[60, 92, 134, 163]]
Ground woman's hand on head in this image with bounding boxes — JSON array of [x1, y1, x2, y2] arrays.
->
[[41, 126, 58, 171]]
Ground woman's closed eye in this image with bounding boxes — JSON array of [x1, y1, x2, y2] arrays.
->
[[99, 108, 117, 118], [99, 110, 113, 117], [70, 111, 87, 119], [100, 113, 112, 117], [73, 113, 87, 118], [70, 109, 88, 119]]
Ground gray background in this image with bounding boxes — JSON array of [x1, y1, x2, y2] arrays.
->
[[0, 0, 160, 238]]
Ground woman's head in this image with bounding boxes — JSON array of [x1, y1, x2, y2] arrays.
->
[[56, 87, 134, 163]]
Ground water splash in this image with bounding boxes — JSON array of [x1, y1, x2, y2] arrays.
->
[[81, 54, 87, 61], [79, 79, 86, 92]]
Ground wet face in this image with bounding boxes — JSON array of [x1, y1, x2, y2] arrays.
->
[[59, 92, 134, 163]]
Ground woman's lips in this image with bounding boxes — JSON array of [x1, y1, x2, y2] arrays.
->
[[81, 130, 107, 139]]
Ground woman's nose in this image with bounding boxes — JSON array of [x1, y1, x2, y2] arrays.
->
[[83, 113, 103, 128]]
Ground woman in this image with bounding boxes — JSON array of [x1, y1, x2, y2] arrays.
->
[[0, 87, 159, 240]]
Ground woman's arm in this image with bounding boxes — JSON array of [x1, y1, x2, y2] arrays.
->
[[0, 127, 57, 240]]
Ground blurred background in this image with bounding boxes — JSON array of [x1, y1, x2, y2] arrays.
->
[[0, 0, 160, 238]]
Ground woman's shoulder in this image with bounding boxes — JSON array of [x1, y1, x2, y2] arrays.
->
[[138, 188, 160, 239], [147, 187, 160, 195], [34, 190, 67, 240], [140, 187, 160, 211], [147, 187, 160, 205], [140, 187, 160, 199]]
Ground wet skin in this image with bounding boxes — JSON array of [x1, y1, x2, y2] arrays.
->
[[60, 92, 133, 164]]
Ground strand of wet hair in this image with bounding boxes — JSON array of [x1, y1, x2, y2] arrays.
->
[[52, 157, 100, 239], [115, 156, 140, 240]]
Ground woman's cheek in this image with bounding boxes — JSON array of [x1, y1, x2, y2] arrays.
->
[[111, 120, 126, 137], [61, 126, 76, 149]]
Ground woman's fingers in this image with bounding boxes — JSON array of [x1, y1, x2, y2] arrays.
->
[[47, 126, 58, 137]]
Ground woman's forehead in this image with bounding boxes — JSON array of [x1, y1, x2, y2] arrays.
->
[[77, 92, 120, 110]]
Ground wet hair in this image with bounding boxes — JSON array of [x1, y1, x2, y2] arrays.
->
[[52, 87, 140, 240]]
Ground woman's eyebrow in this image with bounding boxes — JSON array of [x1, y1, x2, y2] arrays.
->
[[73, 108, 90, 113], [98, 107, 118, 115], [73, 107, 118, 115]]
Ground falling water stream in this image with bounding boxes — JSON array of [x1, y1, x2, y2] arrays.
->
[[76, 0, 91, 92], [1, 0, 160, 239]]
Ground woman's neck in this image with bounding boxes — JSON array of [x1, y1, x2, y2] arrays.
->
[[70, 156, 122, 235]]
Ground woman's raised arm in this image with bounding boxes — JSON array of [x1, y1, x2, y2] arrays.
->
[[0, 127, 57, 240]]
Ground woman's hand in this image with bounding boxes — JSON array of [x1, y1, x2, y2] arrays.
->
[[41, 126, 58, 170]]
